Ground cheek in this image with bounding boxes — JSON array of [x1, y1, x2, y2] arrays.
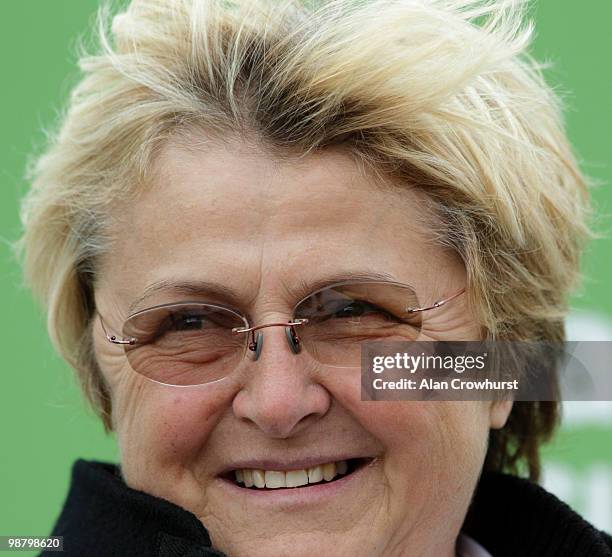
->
[[94, 319, 233, 479], [368, 402, 490, 529], [333, 387, 490, 515], [360, 402, 489, 469], [113, 377, 235, 489], [322, 370, 489, 479]]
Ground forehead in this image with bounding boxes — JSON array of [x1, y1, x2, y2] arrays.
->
[[141, 136, 425, 234], [98, 136, 455, 312]]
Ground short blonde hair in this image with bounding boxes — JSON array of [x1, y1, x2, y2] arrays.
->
[[18, 0, 592, 480]]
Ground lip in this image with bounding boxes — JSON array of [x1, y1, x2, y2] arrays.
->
[[218, 454, 373, 475], [215, 457, 378, 508]]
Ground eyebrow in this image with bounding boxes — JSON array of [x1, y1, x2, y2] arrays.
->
[[128, 280, 245, 315], [128, 270, 401, 316]]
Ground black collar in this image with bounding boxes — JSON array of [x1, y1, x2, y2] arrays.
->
[[45, 460, 220, 557], [463, 470, 612, 556], [43, 459, 612, 557]]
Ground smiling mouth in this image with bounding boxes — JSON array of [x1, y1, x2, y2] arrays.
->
[[226, 457, 373, 490]]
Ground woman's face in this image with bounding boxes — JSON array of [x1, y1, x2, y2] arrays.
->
[[93, 137, 511, 557]]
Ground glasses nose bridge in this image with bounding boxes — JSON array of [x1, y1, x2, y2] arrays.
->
[[232, 319, 308, 360]]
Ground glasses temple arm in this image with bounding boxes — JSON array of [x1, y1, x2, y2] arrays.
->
[[406, 287, 466, 314], [98, 312, 136, 345]]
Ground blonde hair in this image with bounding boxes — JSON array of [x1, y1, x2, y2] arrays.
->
[[18, 0, 592, 480]]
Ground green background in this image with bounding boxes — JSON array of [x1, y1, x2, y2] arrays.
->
[[1, 1, 611, 552]]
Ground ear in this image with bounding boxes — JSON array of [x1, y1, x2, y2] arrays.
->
[[489, 400, 513, 429]]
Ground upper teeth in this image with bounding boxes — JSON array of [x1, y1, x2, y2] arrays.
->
[[234, 459, 349, 489]]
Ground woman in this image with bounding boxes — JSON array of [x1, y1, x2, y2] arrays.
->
[[18, 0, 611, 555]]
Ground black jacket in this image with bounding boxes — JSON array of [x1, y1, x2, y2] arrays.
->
[[40, 459, 612, 557]]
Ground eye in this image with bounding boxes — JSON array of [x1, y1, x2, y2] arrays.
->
[[123, 303, 248, 353], [169, 313, 207, 331], [147, 311, 226, 340], [165, 309, 238, 333], [332, 300, 395, 320]]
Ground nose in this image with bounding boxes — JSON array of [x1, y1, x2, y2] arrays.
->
[[232, 324, 332, 439]]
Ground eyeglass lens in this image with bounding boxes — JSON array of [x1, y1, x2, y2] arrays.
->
[[120, 282, 422, 386]]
